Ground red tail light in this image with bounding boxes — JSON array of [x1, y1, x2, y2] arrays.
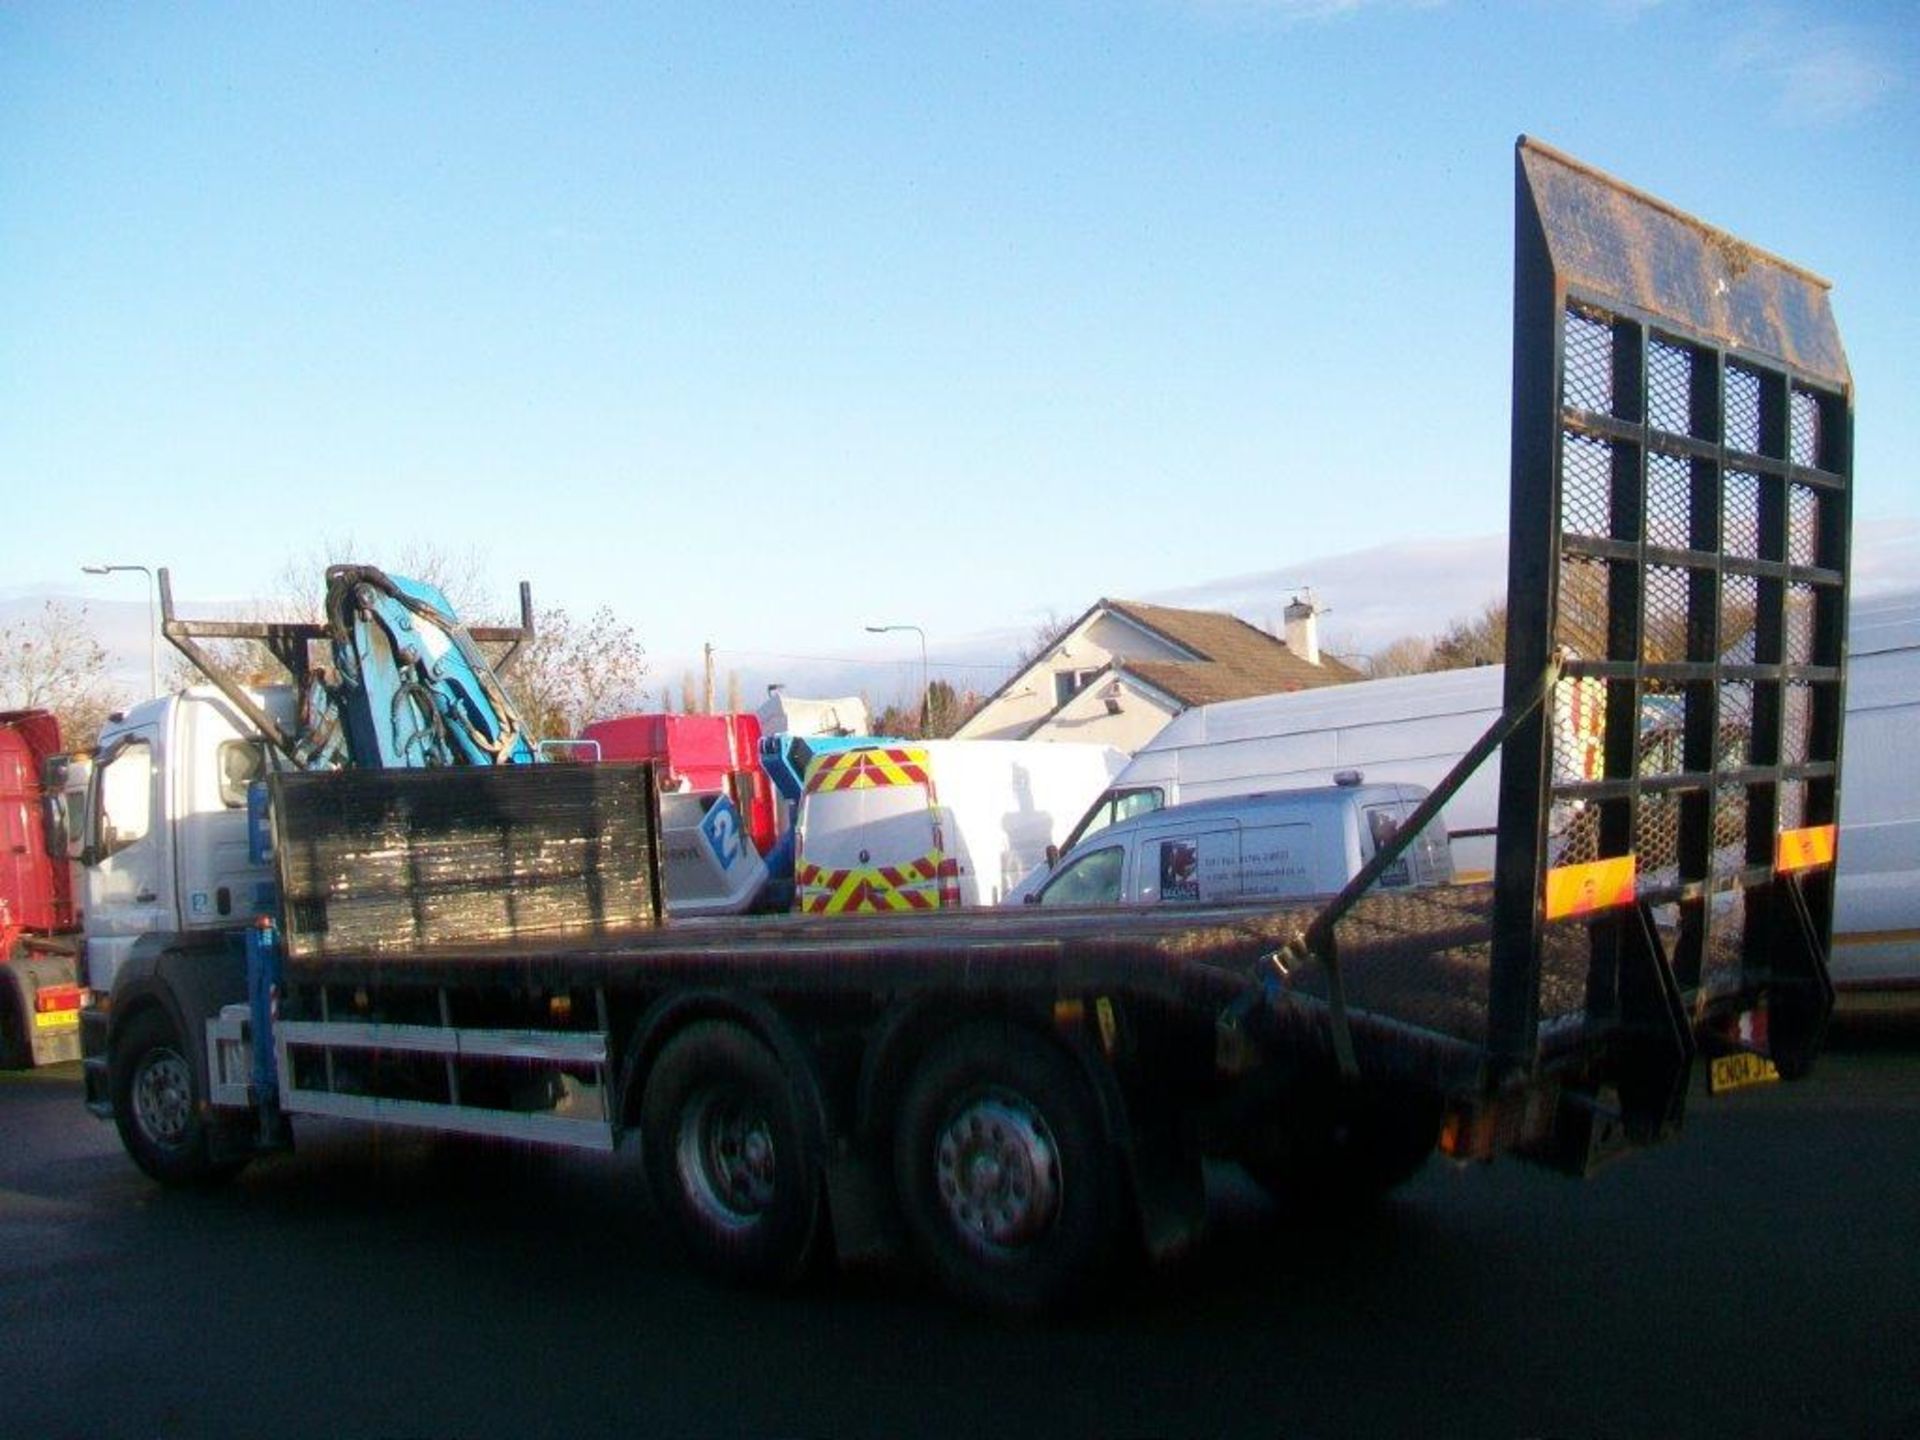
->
[[35, 983, 83, 1015]]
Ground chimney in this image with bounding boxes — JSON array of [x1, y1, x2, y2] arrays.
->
[[1283, 595, 1320, 666]]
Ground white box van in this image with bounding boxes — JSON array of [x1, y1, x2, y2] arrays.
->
[[796, 740, 1126, 912], [1832, 590, 1920, 992], [1023, 780, 1452, 908], [1057, 667, 1510, 885]]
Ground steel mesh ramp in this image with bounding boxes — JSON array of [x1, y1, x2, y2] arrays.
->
[[1271, 141, 1851, 1118]]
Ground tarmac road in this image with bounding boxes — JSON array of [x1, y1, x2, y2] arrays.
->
[[2, 1027, 1914, 1440]]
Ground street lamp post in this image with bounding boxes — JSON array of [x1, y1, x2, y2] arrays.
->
[[865, 623, 929, 731], [81, 563, 158, 698]]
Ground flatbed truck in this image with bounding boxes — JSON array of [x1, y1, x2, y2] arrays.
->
[[81, 139, 1855, 1310]]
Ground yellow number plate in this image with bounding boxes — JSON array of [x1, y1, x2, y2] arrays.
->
[[1708, 1051, 1781, 1095]]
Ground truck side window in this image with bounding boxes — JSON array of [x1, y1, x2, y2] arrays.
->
[[96, 740, 154, 859], [217, 740, 268, 809], [1038, 846, 1124, 906]]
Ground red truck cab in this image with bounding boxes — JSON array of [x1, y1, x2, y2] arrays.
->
[[0, 710, 84, 1066]]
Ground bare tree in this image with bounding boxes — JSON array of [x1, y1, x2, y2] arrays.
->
[[1365, 634, 1438, 679], [502, 605, 650, 740], [1013, 610, 1074, 669], [0, 600, 126, 744], [161, 540, 499, 692], [871, 681, 984, 740], [1429, 599, 1508, 670]]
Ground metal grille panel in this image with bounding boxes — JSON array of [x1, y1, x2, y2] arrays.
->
[[1648, 338, 1695, 437], [1647, 453, 1693, 553], [1785, 583, 1818, 665], [1644, 564, 1692, 664], [1560, 432, 1613, 539], [1790, 388, 1821, 467], [1496, 138, 1851, 1074], [1788, 484, 1820, 567], [1723, 472, 1761, 560], [1556, 555, 1611, 661], [1564, 307, 1615, 416], [1725, 365, 1763, 455]]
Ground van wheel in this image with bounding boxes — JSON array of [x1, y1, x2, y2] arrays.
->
[[112, 1008, 245, 1187], [893, 1022, 1121, 1313], [1241, 1078, 1441, 1213], [640, 1021, 823, 1286]]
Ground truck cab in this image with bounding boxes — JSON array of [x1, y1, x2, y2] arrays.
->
[[76, 687, 288, 1003]]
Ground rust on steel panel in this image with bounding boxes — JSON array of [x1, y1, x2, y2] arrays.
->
[[1518, 137, 1849, 388]]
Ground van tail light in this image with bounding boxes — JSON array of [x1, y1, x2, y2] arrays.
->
[[937, 857, 961, 909]]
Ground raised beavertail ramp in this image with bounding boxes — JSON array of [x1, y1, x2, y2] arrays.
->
[[1484, 137, 1851, 1110]]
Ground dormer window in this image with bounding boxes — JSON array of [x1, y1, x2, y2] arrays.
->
[[1054, 668, 1103, 706]]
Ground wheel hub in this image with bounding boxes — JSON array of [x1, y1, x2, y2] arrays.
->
[[676, 1089, 779, 1232], [133, 1048, 193, 1148], [934, 1093, 1061, 1253]]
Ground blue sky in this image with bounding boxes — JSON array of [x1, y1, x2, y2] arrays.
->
[[2, 2, 1913, 704]]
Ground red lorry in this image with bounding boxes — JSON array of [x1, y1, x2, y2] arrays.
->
[[0, 710, 84, 1067]]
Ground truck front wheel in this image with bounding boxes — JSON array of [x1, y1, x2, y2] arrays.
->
[[111, 1008, 244, 1186], [639, 1020, 823, 1286], [892, 1022, 1122, 1313]]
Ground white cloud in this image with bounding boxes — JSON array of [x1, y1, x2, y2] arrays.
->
[[1720, 10, 1900, 124]]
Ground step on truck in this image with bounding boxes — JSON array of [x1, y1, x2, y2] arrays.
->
[[82, 138, 1856, 1311]]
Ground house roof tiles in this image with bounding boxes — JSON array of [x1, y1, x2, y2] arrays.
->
[[1102, 599, 1363, 703]]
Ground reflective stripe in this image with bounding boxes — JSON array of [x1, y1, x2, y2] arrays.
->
[[1544, 854, 1637, 921], [1775, 824, 1837, 873], [803, 746, 934, 794], [797, 854, 943, 914]]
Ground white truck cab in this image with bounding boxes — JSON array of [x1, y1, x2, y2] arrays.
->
[[1026, 780, 1452, 907], [77, 687, 290, 999]]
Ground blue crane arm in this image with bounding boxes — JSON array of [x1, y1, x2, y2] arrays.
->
[[311, 566, 539, 768]]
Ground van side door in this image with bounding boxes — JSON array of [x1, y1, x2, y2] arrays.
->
[[1132, 822, 1239, 903], [1237, 821, 1319, 899]]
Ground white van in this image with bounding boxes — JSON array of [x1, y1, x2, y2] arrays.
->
[[1058, 667, 1510, 883], [1832, 590, 1920, 992], [795, 740, 1126, 913], [1025, 781, 1452, 908]]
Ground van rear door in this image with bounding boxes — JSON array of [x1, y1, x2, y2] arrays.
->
[[794, 747, 944, 913]]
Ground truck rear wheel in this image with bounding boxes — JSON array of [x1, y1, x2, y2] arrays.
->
[[111, 1007, 245, 1186], [640, 1020, 823, 1286], [1241, 1078, 1442, 1214], [892, 1022, 1121, 1313], [0, 975, 26, 1070]]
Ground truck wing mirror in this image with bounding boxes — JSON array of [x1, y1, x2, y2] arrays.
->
[[39, 794, 69, 862], [1045, 842, 1059, 869]]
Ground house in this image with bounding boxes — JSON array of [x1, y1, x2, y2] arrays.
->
[[956, 595, 1362, 750]]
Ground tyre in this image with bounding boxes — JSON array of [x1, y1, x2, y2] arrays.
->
[[111, 1007, 245, 1186], [0, 982, 26, 1070], [1240, 1077, 1442, 1214], [639, 1020, 823, 1287], [892, 1021, 1122, 1313]]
